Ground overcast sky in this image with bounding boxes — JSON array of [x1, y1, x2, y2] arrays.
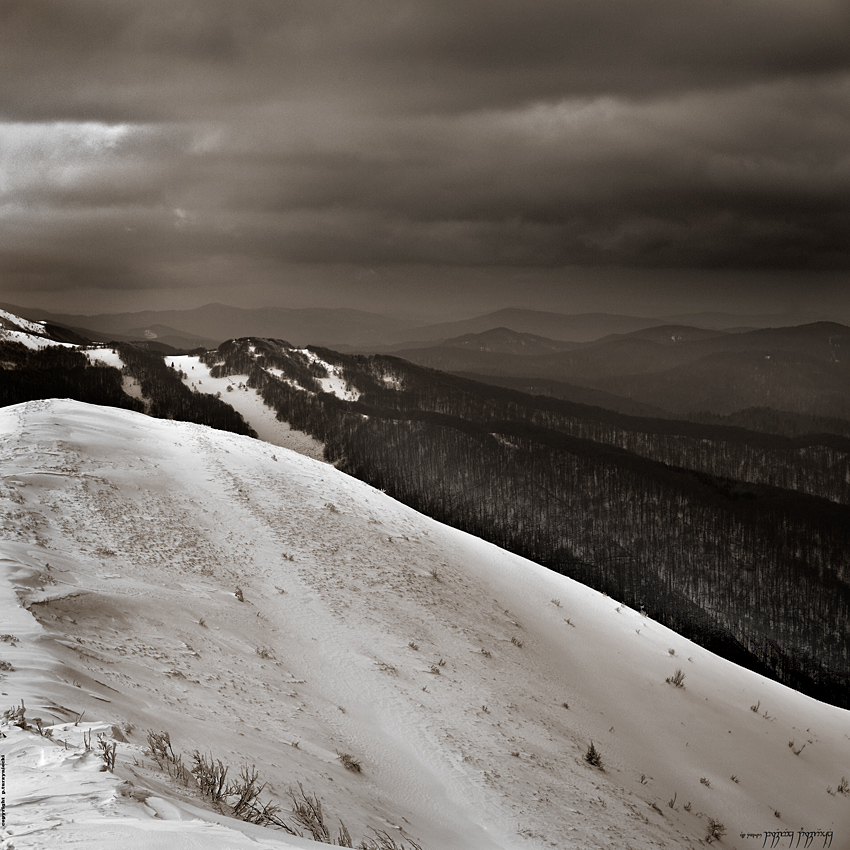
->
[[2, 1, 849, 320]]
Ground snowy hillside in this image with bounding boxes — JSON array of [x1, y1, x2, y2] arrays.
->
[[1, 400, 848, 849], [0, 309, 75, 350]]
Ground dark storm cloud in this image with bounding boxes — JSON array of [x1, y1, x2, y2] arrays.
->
[[2, 0, 850, 303], [4, 0, 849, 118]]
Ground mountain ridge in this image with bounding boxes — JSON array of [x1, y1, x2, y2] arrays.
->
[[2, 399, 848, 848]]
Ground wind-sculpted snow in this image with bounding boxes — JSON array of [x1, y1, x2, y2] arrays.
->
[[0, 400, 848, 849]]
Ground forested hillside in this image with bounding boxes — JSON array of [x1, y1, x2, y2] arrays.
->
[[0, 341, 256, 438], [0, 344, 143, 412]]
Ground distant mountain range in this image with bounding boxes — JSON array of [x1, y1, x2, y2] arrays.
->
[[3, 301, 823, 352], [4, 299, 849, 429], [393, 321, 850, 423], [0, 302, 420, 349]]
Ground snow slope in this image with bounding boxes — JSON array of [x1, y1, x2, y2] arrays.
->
[[164, 354, 325, 460], [0, 308, 74, 350], [1, 400, 848, 850]]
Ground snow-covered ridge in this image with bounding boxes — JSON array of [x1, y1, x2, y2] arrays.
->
[[0, 308, 45, 335], [0, 400, 848, 849], [0, 308, 75, 350]]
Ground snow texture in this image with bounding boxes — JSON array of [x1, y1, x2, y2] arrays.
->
[[0, 399, 848, 850]]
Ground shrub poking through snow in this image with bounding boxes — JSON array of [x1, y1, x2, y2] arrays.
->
[[191, 751, 229, 805], [584, 741, 603, 768], [190, 752, 294, 831], [750, 700, 760, 712], [229, 764, 264, 819], [837, 776, 849, 796], [97, 733, 117, 771], [666, 668, 686, 688], [2, 700, 27, 729], [360, 828, 424, 849], [705, 818, 726, 843], [234, 586, 244, 602], [700, 777, 711, 787], [146, 729, 177, 765], [337, 752, 362, 773], [33, 718, 53, 739], [288, 782, 339, 842]]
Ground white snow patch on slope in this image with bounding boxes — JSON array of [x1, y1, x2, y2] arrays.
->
[[1, 399, 848, 850], [299, 349, 361, 402], [165, 355, 325, 461], [0, 308, 74, 349], [0, 329, 74, 350], [0, 308, 45, 334], [84, 347, 125, 369]]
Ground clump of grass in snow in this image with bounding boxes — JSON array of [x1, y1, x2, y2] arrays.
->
[[97, 733, 117, 772], [337, 752, 362, 772], [705, 818, 726, 844], [666, 668, 685, 688]]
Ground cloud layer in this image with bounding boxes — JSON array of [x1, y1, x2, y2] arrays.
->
[[2, 1, 849, 309]]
